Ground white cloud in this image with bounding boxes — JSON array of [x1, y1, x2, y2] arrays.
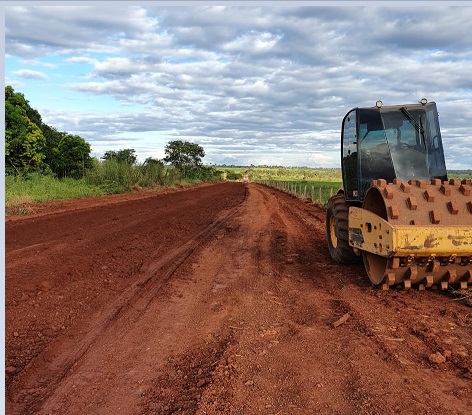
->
[[13, 69, 48, 80], [223, 31, 283, 53], [66, 57, 98, 65], [20, 59, 56, 69]]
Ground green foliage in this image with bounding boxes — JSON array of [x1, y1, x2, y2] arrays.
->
[[163, 140, 205, 176], [224, 170, 243, 181], [5, 173, 106, 206], [5, 86, 93, 177], [56, 134, 93, 178], [448, 170, 472, 180], [161, 140, 220, 182], [102, 148, 138, 165], [25, 101, 43, 128], [41, 124, 66, 173], [5, 86, 47, 173], [143, 157, 164, 167], [139, 160, 166, 186], [84, 158, 183, 193], [184, 165, 224, 183], [85, 159, 140, 193]]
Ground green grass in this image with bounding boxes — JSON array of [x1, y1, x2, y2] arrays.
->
[[18, 164, 469, 214], [84, 159, 171, 194], [278, 179, 342, 187], [5, 173, 107, 215], [448, 170, 472, 180], [6, 173, 106, 204]]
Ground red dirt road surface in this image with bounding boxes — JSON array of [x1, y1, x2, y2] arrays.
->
[[6, 182, 472, 415]]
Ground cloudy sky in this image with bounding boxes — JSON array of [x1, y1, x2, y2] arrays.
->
[[4, 2, 472, 169]]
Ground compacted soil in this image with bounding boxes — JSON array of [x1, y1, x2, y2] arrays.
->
[[5, 182, 472, 415]]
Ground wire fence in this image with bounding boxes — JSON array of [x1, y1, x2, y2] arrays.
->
[[257, 180, 338, 206]]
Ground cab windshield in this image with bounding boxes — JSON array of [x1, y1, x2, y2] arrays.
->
[[357, 102, 447, 196]]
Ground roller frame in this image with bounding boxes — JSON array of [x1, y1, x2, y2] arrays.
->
[[348, 206, 472, 257]]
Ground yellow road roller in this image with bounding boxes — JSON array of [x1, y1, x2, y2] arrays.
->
[[326, 99, 472, 290]]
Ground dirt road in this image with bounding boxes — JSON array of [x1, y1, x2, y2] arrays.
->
[[5, 182, 472, 415]]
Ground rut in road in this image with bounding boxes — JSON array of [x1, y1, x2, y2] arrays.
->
[[7, 202, 246, 414], [6, 182, 247, 415]]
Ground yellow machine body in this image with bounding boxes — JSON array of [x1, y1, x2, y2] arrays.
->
[[349, 207, 472, 257], [348, 178, 472, 289]]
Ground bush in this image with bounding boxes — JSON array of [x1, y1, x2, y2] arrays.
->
[[84, 159, 187, 192], [225, 170, 243, 181], [85, 159, 137, 193]]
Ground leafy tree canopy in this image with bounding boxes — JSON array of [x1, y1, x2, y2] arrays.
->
[[5, 85, 93, 177], [5, 86, 47, 173], [163, 140, 205, 175], [57, 134, 93, 178], [101, 148, 137, 165]]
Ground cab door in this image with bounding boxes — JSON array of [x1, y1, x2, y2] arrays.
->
[[341, 109, 359, 200]]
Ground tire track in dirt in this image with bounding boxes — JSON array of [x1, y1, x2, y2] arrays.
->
[[140, 184, 369, 414], [145, 183, 471, 415], [6, 182, 247, 415], [9, 208, 242, 414]]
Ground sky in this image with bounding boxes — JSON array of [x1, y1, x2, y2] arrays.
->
[[4, 1, 472, 169]]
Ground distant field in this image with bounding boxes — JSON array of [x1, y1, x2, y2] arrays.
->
[[214, 166, 342, 205], [215, 166, 471, 182], [214, 166, 342, 182], [449, 170, 472, 179]]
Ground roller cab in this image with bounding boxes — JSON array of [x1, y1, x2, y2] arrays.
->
[[326, 99, 472, 289]]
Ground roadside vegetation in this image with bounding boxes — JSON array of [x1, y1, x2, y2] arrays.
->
[[5, 86, 223, 213]]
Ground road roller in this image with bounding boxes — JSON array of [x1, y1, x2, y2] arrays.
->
[[326, 99, 472, 290]]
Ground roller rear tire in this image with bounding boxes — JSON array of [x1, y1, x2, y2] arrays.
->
[[326, 194, 360, 264]]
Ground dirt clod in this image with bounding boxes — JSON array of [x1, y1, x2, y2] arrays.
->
[[429, 352, 447, 364]]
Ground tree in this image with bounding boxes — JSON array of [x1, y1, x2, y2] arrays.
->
[[163, 140, 205, 176], [56, 134, 93, 178], [101, 149, 137, 165], [5, 86, 47, 173], [5, 85, 94, 177], [41, 124, 67, 175]]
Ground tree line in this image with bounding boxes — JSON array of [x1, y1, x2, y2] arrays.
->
[[5, 85, 94, 177], [5, 86, 211, 181]]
